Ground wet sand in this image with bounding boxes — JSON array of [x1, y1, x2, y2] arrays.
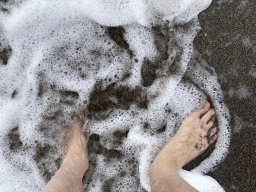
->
[[194, 0, 256, 191]]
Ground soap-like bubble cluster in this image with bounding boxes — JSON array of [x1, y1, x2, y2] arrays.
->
[[0, 0, 229, 191]]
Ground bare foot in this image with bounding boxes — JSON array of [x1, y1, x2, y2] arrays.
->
[[150, 101, 218, 185], [42, 117, 88, 192], [60, 116, 89, 179]]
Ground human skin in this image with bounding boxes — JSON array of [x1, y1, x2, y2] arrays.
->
[[149, 101, 217, 191], [42, 101, 217, 192], [41, 116, 88, 192]]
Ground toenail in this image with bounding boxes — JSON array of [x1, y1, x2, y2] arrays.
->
[[202, 101, 209, 109]]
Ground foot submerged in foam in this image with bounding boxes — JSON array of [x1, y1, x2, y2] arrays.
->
[[60, 116, 89, 179], [150, 101, 218, 185]]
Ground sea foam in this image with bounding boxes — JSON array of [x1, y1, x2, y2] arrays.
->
[[0, 0, 229, 191]]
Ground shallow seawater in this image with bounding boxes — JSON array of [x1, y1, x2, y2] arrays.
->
[[0, 0, 234, 191]]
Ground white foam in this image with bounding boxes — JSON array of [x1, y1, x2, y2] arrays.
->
[[178, 169, 225, 192], [0, 0, 231, 191]]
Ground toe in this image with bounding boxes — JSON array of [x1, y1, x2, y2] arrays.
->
[[205, 120, 214, 129], [201, 142, 209, 152], [209, 127, 218, 137], [208, 127, 218, 144], [193, 101, 210, 118], [201, 109, 215, 124], [72, 116, 82, 133], [209, 134, 218, 145]]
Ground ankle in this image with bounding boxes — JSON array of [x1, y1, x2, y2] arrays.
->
[[155, 148, 183, 171], [61, 153, 88, 178], [59, 164, 85, 181], [150, 168, 178, 189]]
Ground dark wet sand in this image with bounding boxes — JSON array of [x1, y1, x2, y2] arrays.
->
[[194, 0, 256, 191]]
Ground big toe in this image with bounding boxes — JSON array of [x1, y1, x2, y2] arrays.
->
[[72, 116, 83, 133], [192, 101, 211, 118]]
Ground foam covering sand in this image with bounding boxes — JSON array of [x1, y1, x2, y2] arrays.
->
[[0, 0, 230, 191]]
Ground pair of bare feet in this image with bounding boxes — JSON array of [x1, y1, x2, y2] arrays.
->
[[57, 101, 218, 191]]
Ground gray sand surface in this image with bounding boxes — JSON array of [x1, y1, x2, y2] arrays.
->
[[195, 0, 256, 191]]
